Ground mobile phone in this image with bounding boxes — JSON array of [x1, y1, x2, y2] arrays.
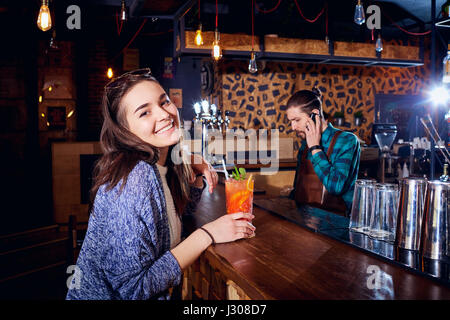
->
[[310, 113, 318, 124]]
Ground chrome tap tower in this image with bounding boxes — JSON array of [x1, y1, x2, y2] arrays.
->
[[193, 100, 228, 164]]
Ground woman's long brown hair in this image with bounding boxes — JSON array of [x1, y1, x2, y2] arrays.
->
[[89, 70, 193, 216]]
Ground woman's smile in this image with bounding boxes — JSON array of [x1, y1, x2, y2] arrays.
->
[[155, 119, 175, 135]]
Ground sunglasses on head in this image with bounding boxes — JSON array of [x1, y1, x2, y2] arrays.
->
[[104, 68, 153, 90]]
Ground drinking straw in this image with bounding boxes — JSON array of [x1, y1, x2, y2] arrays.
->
[[222, 159, 229, 180]]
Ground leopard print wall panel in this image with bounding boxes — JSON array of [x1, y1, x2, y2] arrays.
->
[[210, 52, 431, 150]]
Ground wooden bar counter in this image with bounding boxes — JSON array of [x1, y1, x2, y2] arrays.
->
[[181, 184, 450, 300]]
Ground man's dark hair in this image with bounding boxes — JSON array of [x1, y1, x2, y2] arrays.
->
[[286, 87, 324, 117]]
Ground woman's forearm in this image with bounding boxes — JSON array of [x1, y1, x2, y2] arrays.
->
[[170, 228, 212, 270]]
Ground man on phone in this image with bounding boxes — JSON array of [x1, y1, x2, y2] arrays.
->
[[286, 88, 361, 216]]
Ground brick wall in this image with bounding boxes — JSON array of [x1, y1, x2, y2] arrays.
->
[[86, 39, 109, 137]]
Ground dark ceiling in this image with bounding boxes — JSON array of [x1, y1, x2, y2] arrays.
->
[[91, 0, 447, 23], [88, 0, 450, 42], [0, 0, 448, 52]]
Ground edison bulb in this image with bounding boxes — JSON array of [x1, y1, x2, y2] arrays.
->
[[248, 51, 258, 74], [37, 1, 52, 32], [212, 41, 222, 60], [195, 25, 203, 46], [212, 29, 222, 61]]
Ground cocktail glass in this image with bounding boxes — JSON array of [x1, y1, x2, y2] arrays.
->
[[225, 177, 254, 217]]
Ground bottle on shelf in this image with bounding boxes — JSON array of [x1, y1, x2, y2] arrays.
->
[[402, 162, 409, 178], [440, 163, 449, 182]]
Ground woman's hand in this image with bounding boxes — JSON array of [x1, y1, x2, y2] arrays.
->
[[202, 212, 255, 244], [191, 154, 218, 193]]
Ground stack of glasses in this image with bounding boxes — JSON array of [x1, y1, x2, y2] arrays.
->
[[350, 177, 450, 261], [349, 179, 399, 243]]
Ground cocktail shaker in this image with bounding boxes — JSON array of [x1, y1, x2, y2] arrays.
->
[[395, 178, 427, 250], [420, 181, 450, 260]]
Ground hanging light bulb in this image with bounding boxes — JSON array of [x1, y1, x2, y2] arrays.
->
[[37, 0, 52, 32], [120, 0, 127, 21], [375, 33, 383, 53], [67, 110, 75, 119], [195, 23, 203, 46], [107, 67, 114, 79], [248, 51, 258, 74], [354, 0, 365, 25], [212, 28, 222, 61]]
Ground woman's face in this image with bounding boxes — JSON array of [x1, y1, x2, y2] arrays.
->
[[122, 80, 180, 148]]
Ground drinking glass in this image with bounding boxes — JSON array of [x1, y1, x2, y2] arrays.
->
[[225, 177, 254, 217], [368, 183, 399, 243], [349, 179, 376, 233]]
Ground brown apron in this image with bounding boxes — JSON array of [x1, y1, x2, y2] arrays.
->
[[294, 131, 348, 217]]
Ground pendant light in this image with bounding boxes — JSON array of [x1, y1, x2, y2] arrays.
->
[[248, 51, 258, 73], [107, 67, 114, 79], [248, 0, 257, 73], [375, 33, 383, 53], [212, 29, 222, 60], [212, 0, 222, 60], [195, 0, 203, 46], [120, 0, 127, 22], [37, 0, 52, 32], [354, 0, 365, 25], [195, 24, 204, 46]]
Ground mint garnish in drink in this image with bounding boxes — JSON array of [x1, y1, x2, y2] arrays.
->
[[230, 166, 246, 181]]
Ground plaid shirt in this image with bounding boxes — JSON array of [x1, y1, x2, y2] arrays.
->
[[292, 123, 361, 210]]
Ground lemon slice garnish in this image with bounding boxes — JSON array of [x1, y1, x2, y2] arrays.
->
[[247, 174, 254, 192]]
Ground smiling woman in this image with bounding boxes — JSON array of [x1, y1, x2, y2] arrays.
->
[[123, 81, 180, 148], [65, 68, 255, 300]]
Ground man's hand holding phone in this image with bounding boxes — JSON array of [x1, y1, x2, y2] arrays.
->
[[305, 112, 323, 154]]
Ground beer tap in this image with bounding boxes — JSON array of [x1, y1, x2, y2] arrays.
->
[[217, 113, 224, 133], [193, 102, 202, 124], [224, 110, 230, 131]]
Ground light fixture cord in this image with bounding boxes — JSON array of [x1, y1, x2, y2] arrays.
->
[[325, 1, 328, 38], [251, 0, 254, 50], [255, 0, 282, 14], [293, 0, 325, 23], [215, 0, 218, 29]]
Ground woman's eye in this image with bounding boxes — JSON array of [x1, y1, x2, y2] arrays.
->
[[140, 111, 150, 118], [161, 99, 170, 107]]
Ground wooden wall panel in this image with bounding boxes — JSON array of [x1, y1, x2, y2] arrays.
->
[[216, 56, 431, 149], [265, 37, 329, 55], [185, 31, 261, 52], [52, 142, 101, 224]]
